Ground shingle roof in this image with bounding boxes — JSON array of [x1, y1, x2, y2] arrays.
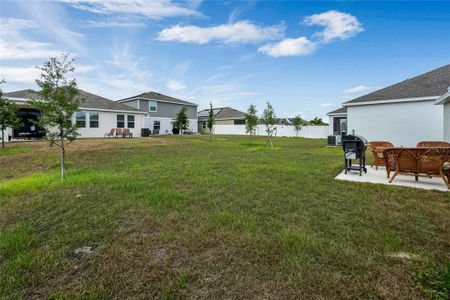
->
[[119, 91, 197, 106], [344, 64, 450, 105], [327, 107, 347, 115], [198, 107, 246, 120], [4, 89, 144, 113]]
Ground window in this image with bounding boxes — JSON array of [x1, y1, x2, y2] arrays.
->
[[75, 111, 86, 128], [127, 115, 135, 128], [117, 114, 125, 128], [153, 120, 161, 130], [202, 122, 207, 129], [234, 119, 245, 125], [89, 112, 99, 128], [149, 101, 157, 112], [333, 117, 347, 135]]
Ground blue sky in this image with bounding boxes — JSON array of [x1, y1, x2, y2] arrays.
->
[[1, 1, 449, 120]]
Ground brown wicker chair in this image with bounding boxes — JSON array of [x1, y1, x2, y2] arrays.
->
[[115, 128, 123, 138], [105, 128, 115, 138], [383, 147, 450, 189], [368, 141, 394, 170], [122, 128, 133, 138], [416, 141, 450, 147]]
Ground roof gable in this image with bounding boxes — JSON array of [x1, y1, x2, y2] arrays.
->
[[344, 64, 450, 105], [119, 91, 197, 107], [198, 107, 246, 120]]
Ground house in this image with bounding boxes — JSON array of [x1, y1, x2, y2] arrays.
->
[[197, 107, 245, 134], [3, 89, 146, 139], [118, 92, 198, 134], [328, 64, 450, 146]]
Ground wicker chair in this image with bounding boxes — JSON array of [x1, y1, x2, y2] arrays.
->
[[367, 141, 394, 170], [383, 147, 450, 189], [416, 141, 450, 147]]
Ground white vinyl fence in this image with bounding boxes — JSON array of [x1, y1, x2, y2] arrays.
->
[[213, 124, 329, 139]]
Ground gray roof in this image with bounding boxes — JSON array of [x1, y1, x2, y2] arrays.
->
[[4, 89, 144, 113], [198, 107, 246, 121], [327, 107, 347, 115], [119, 91, 197, 107], [344, 64, 450, 105]]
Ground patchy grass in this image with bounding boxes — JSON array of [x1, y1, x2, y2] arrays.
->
[[0, 135, 449, 299], [0, 145, 32, 156]]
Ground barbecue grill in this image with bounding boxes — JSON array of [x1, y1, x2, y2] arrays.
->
[[342, 133, 368, 176]]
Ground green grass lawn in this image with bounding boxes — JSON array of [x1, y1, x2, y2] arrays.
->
[[0, 136, 449, 299]]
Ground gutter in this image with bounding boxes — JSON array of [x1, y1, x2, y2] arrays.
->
[[343, 96, 438, 107]]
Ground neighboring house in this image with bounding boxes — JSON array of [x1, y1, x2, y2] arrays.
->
[[328, 64, 450, 146], [3, 89, 146, 139], [197, 107, 246, 134], [118, 91, 198, 134]]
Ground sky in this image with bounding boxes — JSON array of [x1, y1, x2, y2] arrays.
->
[[1, 0, 449, 120]]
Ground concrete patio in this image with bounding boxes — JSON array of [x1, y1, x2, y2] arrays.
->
[[336, 166, 449, 192]]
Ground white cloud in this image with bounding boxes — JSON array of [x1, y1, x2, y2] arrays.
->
[[17, 1, 86, 55], [258, 36, 316, 57], [0, 18, 62, 60], [0, 64, 98, 84], [82, 19, 146, 28], [343, 85, 379, 94], [157, 21, 285, 45], [166, 79, 186, 91], [320, 103, 335, 108], [304, 10, 363, 43], [66, 0, 202, 20]]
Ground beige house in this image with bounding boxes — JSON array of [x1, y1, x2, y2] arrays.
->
[[198, 107, 246, 134]]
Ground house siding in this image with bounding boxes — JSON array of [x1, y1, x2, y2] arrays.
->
[[73, 111, 144, 138], [444, 103, 450, 142], [347, 100, 443, 146], [137, 99, 197, 119]]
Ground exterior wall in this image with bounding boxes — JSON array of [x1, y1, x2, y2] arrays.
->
[[212, 124, 328, 139], [347, 100, 443, 146], [198, 119, 235, 134], [144, 117, 198, 134], [133, 99, 197, 119], [444, 103, 450, 142], [73, 110, 144, 138]]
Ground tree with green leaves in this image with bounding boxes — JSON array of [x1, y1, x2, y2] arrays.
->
[[207, 102, 214, 137], [260, 101, 276, 148], [175, 106, 189, 135], [245, 104, 258, 137], [29, 54, 83, 180], [0, 83, 22, 148], [309, 117, 328, 126], [292, 115, 303, 137]]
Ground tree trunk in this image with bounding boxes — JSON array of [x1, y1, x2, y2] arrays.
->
[[60, 139, 65, 180], [1, 129, 4, 148]]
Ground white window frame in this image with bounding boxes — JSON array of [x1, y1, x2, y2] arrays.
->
[[89, 112, 99, 128], [75, 111, 86, 128], [148, 100, 157, 112], [127, 115, 135, 128]]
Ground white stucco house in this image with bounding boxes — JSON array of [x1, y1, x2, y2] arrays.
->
[[328, 64, 450, 146], [2, 89, 146, 140]]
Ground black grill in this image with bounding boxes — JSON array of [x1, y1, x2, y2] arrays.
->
[[342, 133, 368, 176]]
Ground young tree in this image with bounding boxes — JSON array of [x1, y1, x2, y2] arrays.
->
[[245, 104, 258, 137], [292, 115, 303, 137], [29, 54, 82, 180], [175, 106, 189, 135], [260, 101, 276, 148], [207, 102, 214, 137], [0, 83, 22, 148], [309, 117, 327, 126]]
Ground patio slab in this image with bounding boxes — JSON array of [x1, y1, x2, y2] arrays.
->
[[335, 166, 449, 192]]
